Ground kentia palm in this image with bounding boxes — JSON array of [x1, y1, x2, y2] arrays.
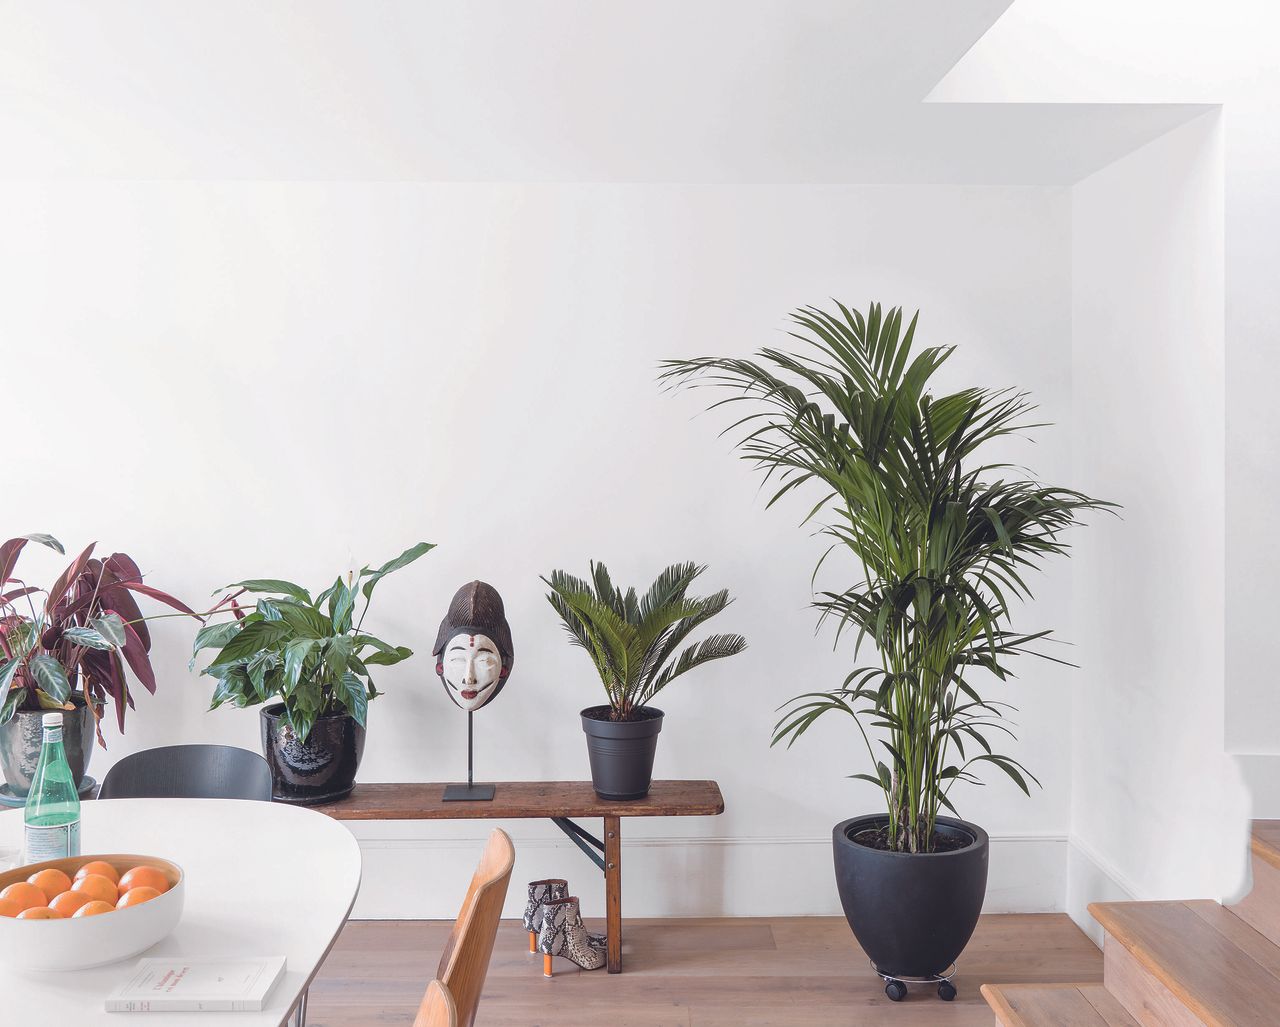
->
[[662, 301, 1112, 990], [544, 561, 745, 800]]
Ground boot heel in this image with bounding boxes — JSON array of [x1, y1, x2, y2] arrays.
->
[[524, 879, 569, 956], [537, 895, 605, 974]]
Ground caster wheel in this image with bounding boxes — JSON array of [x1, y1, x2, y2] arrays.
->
[[884, 980, 907, 1002], [937, 980, 957, 1002]]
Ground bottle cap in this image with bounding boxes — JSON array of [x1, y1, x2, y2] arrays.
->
[[42, 712, 63, 728]]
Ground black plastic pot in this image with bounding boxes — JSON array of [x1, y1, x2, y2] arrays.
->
[[581, 705, 663, 800], [832, 814, 989, 979], [259, 704, 365, 805]]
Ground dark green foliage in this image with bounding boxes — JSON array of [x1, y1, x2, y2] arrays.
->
[[544, 561, 746, 721], [196, 542, 433, 742], [662, 302, 1114, 852]]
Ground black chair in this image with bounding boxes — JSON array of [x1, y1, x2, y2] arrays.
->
[[98, 744, 273, 801]]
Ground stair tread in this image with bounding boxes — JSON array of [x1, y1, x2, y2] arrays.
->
[[1090, 900, 1280, 1026], [981, 983, 1138, 1026], [1254, 820, 1280, 871]]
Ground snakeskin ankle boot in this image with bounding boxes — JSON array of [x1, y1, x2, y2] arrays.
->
[[523, 879, 569, 952], [523, 880, 605, 953], [538, 895, 606, 976]]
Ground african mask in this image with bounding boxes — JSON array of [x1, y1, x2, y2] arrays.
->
[[433, 581, 514, 712]]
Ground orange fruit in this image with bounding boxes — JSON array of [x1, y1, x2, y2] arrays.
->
[[49, 890, 92, 917], [16, 906, 61, 920], [0, 897, 23, 918], [72, 900, 115, 918], [0, 881, 48, 912], [70, 874, 118, 905], [117, 866, 170, 897], [27, 868, 73, 903], [74, 860, 120, 885], [116, 886, 161, 909]]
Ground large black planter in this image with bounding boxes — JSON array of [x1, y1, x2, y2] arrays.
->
[[581, 705, 663, 800], [259, 704, 365, 805], [833, 814, 989, 979]]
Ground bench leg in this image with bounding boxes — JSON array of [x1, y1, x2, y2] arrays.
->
[[605, 815, 622, 973]]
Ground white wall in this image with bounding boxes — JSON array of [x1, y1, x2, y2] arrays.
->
[[1068, 112, 1248, 940], [932, 0, 1280, 787], [1, 181, 1077, 917]]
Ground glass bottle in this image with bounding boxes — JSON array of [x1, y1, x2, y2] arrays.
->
[[23, 712, 81, 862]]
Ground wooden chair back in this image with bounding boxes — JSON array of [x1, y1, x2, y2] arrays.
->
[[434, 828, 515, 1027], [413, 979, 458, 1027]]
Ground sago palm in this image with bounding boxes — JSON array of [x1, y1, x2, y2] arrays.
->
[[543, 561, 746, 721], [661, 301, 1113, 852]]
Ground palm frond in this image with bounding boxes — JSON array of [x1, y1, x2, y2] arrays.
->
[[663, 300, 1116, 852], [544, 561, 745, 720]]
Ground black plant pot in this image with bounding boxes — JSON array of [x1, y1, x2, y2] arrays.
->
[[581, 705, 663, 801], [259, 704, 365, 806], [832, 814, 989, 979]]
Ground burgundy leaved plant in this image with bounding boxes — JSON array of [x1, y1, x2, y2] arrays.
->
[[0, 533, 207, 746]]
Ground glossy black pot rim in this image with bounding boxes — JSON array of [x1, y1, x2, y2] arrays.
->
[[834, 813, 988, 858], [260, 702, 357, 724]]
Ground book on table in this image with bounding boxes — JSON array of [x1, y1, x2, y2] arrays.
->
[[105, 956, 286, 1012]]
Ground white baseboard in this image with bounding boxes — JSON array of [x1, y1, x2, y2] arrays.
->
[[342, 820, 1068, 920], [1065, 836, 1139, 946]]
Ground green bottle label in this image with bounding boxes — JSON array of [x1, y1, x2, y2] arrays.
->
[[24, 819, 81, 862]]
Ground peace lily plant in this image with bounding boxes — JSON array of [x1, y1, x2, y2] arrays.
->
[[194, 542, 434, 743], [192, 542, 433, 804]]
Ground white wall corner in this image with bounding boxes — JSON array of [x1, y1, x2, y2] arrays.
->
[[1065, 836, 1139, 947]]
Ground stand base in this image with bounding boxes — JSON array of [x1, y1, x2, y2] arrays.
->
[[442, 783, 496, 801]]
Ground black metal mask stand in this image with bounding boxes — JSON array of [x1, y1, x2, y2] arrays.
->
[[442, 711, 496, 801]]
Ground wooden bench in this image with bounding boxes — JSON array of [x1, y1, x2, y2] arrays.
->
[[317, 780, 725, 973]]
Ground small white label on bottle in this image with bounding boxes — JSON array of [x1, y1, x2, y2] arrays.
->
[[24, 820, 81, 862]]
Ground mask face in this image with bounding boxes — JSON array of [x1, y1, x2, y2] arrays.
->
[[437, 632, 506, 711]]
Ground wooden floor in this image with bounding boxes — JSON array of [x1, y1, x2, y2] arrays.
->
[[307, 914, 1101, 1026]]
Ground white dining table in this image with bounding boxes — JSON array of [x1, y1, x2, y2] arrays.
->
[[0, 798, 361, 1026]]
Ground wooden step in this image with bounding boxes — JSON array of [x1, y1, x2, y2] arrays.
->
[[1253, 820, 1280, 870], [981, 983, 1138, 1026], [1234, 820, 1280, 947], [1090, 899, 1280, 1026]]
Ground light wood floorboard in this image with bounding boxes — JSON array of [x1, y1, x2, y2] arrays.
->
[[308, 914, 1101, 1026]]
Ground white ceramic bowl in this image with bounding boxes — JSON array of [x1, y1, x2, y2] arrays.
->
[[0, 853, 184, 970]]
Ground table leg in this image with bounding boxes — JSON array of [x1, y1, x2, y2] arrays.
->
[[604, 815, 622, 973], [289, 987, 308, 1026]]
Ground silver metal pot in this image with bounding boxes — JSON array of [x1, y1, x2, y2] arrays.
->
[[0, 701, 96, 796]]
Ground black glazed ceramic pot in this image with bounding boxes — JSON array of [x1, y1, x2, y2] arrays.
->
[[581, 705, 663, 800], [259, 703, 365, 805], [832, 814, 989, 979]]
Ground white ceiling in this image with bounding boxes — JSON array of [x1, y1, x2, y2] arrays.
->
[[0, 0, 1210, 184]]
